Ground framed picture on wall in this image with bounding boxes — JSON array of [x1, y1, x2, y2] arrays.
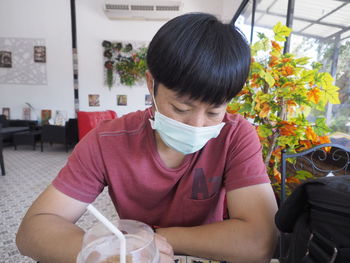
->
[[54, 110, 67, 126], [34, 46, 46, 63], [23, 107, 31, 120], [88, 94, 100, 107], [117, 95, 127, 106], [41, 109, 52, 125], [0, 51, 12, 68], [2, 107, 10, 119]]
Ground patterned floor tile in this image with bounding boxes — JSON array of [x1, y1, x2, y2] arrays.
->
[[0, 146, 115, 262]]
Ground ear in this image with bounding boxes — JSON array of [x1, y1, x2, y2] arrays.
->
[[145, 70, 154, 95]]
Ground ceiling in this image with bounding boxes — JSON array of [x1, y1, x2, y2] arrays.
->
[[241, 0, 350, 41]]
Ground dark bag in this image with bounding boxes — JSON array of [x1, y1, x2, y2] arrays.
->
[[275, 175, 350, 263]]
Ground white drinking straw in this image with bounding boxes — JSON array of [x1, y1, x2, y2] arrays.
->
[[86, 204, 126, 263]]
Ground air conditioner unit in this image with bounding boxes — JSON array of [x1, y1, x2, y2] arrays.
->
[[104, 0, 183, 21]]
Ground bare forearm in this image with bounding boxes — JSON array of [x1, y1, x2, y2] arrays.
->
[[157, 219, 277, 263], [16, 214, 84, 263]]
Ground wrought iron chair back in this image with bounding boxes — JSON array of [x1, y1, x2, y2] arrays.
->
[[279, 143, 350, 262], [281, 143, 350, 204]]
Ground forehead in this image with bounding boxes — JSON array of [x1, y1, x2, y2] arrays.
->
[[157, 84, 226, 108]]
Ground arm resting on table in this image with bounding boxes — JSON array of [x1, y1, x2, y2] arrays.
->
[[16, 185, 88, 263], [157, 183, 279, 263]]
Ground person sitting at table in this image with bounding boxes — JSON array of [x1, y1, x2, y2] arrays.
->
[[16, 12, 278, 263]]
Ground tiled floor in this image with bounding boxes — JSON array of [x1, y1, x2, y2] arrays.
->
[[0, 145, 279, 263], [0, 145, 117, 263]]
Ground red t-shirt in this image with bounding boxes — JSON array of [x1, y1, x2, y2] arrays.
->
[[52, 108, 269, 227]]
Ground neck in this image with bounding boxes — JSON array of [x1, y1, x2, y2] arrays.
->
[[154, 131, 186, 168]]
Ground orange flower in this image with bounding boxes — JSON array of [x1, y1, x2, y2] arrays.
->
[[281, 82, 293, 89], [318, 136, 331, 144], [287, 177, 301, 184], [305, 127, 318, 142], [287, 100, 297, 114], [251, 73, 260, 80], [273, 73, 280, 82], [298, 140, 312, 151], [269, 56, 279, 67], [259, 103, 271, 118], [237, 89, 249, 96], [279, 121, 297, 136], [272, 147, 282, 160], [226, 105, 238, 114], [318, 136, 331, 152], [282, 58, 291, 63], [271, 41, 282, 52], [287, 100, 297, 107], [281, 65, 295, 76], [307, 88, 321, 104], [273, 168, 281, 183]]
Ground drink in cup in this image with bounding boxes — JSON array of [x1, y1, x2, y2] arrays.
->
[[77, 219, 159, 263]]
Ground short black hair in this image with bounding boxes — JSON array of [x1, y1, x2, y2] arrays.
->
[[147, 13, 251, 105]]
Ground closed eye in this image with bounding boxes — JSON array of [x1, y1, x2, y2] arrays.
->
[[207, 112, 220, 117], [172, 105, 189, 113]]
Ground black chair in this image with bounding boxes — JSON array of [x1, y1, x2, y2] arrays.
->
[[278, 143, 350, 262], [41, 119, 78, 152]]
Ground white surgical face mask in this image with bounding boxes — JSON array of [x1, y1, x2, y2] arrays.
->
[[148, 90, 225, 155]]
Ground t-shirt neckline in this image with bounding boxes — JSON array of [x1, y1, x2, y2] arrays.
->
[[145, 108, 193, 172]]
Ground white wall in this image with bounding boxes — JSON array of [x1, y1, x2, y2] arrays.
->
[[0, 0, 242, 120], [76, 0, 166, 116], [76, 0, 227, 116], [222, 0, 244, 22], [0, 0, 74, 120]]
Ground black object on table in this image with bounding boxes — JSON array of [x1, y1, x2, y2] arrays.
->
[[13, 130, 42, 150]]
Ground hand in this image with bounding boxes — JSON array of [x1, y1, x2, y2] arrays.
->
[[154, 233, 174, 263]]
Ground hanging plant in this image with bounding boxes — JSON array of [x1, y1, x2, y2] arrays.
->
[[102, 41, 148, 89]]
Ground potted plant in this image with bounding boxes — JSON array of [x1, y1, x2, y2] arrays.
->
[[227, 23, 340, 195]]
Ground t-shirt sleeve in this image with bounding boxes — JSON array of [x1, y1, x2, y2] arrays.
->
[[224, 118, 270, 191], [52, 128, 107, 203]]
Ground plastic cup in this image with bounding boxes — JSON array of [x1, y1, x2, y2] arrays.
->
[[77, 219, 159, 263]]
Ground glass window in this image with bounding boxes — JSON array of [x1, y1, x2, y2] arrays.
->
[[234, 0, 254, 43], [289, 0, 350, 137], [252, 0, 288, 41], [235, 0, 350, 138]]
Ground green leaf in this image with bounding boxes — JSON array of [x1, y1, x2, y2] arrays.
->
[[313, 118, 331, 136], [251, 41, 265, 54], [295, 170, 313, 180], [251, 62, 264, 72], [320, 85, 340, 104], [300, 69, 316, 82], [273, 22, 292, 41], [261, 37, 270, 51], [264, 72, 275, 87], [277, 135, 298, 148], [318, 72, 334, 88], [238, 103, 253, 114], [257, 32, 266, 40], [311, 62, 323, 70], [292, 94, 311, 106], [257, 125, 273, 137], [295, 57, 311, 65]]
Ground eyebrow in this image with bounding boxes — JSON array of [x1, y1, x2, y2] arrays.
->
[[173, 95, 225, 109], [172, 94, 195, 106]]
